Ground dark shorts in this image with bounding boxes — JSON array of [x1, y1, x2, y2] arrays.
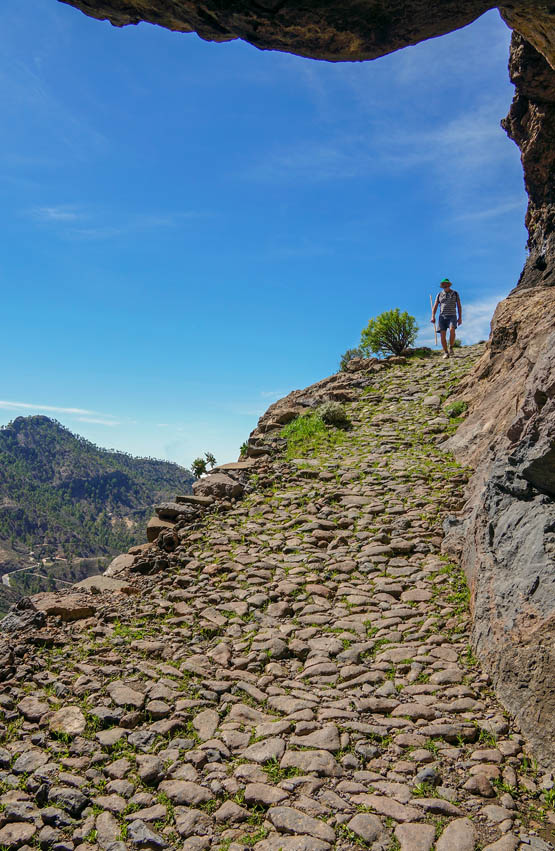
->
[[438, 314, 457, 332]]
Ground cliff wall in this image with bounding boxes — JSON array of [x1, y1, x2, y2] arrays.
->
[[444, 289, 555, 758], [441, 31, 555, 757]]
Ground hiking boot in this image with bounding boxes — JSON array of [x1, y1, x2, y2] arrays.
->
[[449, 346, 455, 356], [442, 352, 450, 359]]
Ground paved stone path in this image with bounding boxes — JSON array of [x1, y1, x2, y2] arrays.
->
[[1, 346, 554, 851]]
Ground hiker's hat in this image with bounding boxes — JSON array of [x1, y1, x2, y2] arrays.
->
[[440, 277, 452, 285]]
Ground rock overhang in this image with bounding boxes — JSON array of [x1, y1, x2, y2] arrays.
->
[[57, 0, 552, 66]]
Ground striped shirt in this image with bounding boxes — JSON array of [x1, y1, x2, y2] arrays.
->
[[437, 289, 459, 315]]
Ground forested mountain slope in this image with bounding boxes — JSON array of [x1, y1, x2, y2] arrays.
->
[[0, 416, 193, 609]]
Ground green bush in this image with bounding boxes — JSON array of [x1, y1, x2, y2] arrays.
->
[[318, 402, 351, 429], [360, 308, 418, 357], [191, 457, 207, 478], [444, 400, 468, 419], [205, 451, 217, 468], [406, 346, 433, 359], [192, 452, 217, 478], [339, 347, 364, 372]]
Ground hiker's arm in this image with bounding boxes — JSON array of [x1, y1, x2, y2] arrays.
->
[[431, 295, 439, 323], [456, 294, 462, 325]]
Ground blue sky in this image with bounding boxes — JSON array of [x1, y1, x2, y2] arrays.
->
[[1, 2, 527, 467]]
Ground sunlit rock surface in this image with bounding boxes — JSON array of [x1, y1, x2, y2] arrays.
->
[[445, 288, 555, 759]]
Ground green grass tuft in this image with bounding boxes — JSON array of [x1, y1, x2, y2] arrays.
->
[[281, 413, 346, 460]]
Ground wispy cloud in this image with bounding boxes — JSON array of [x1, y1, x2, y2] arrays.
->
[[26, 206, 210, 240], [416, 293, 506, 347], [0, 400, 119, 425], [244, 99, 513, 196], [453, 199, 525, 223], [0, 400, 96, 415], [379, 106, 509, 174], [245, 134, 363, 182], [30, 205, 82, 222], [0, 55, 108, 160]]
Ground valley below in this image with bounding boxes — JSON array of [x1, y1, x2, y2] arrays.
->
[[0, 416, 194, 617]]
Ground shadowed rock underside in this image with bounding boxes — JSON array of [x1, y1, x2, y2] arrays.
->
[[57, 0, 555, 68]]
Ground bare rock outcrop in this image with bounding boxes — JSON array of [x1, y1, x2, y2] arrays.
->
[[502, 31, 555, 291], [440, 29, 555, 760], [192, 472, 244, 500], [445, 288, 555, 762]]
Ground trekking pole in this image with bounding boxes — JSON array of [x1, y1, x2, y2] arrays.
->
[[429, 294, 437, 347]]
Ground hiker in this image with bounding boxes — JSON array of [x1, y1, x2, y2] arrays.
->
[[431, 278, 462, 358]]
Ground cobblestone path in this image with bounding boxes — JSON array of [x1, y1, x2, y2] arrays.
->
[[1, 346, 554, 851]]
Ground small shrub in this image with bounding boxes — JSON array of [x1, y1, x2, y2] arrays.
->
[[444, 401, 468, 419], [191, 452, 217, 478], [339, 347, 364, 371], [360, 308, 418, 357], [318, 401, 351, 429], [406, 346, 433, 359], [191, 457, 207, 478], [239, 442, 248, 458]]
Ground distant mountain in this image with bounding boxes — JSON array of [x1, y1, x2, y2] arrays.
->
[[0, 416, 194, 613]]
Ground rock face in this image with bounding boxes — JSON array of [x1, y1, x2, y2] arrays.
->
[[448, 47, 554, 725], [445, 288, 555, 762], [502, 32, 555, 291]]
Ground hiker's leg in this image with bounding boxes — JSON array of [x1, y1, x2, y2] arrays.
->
[[449, 324, 456, 349], [439, 329, 448, 353]]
